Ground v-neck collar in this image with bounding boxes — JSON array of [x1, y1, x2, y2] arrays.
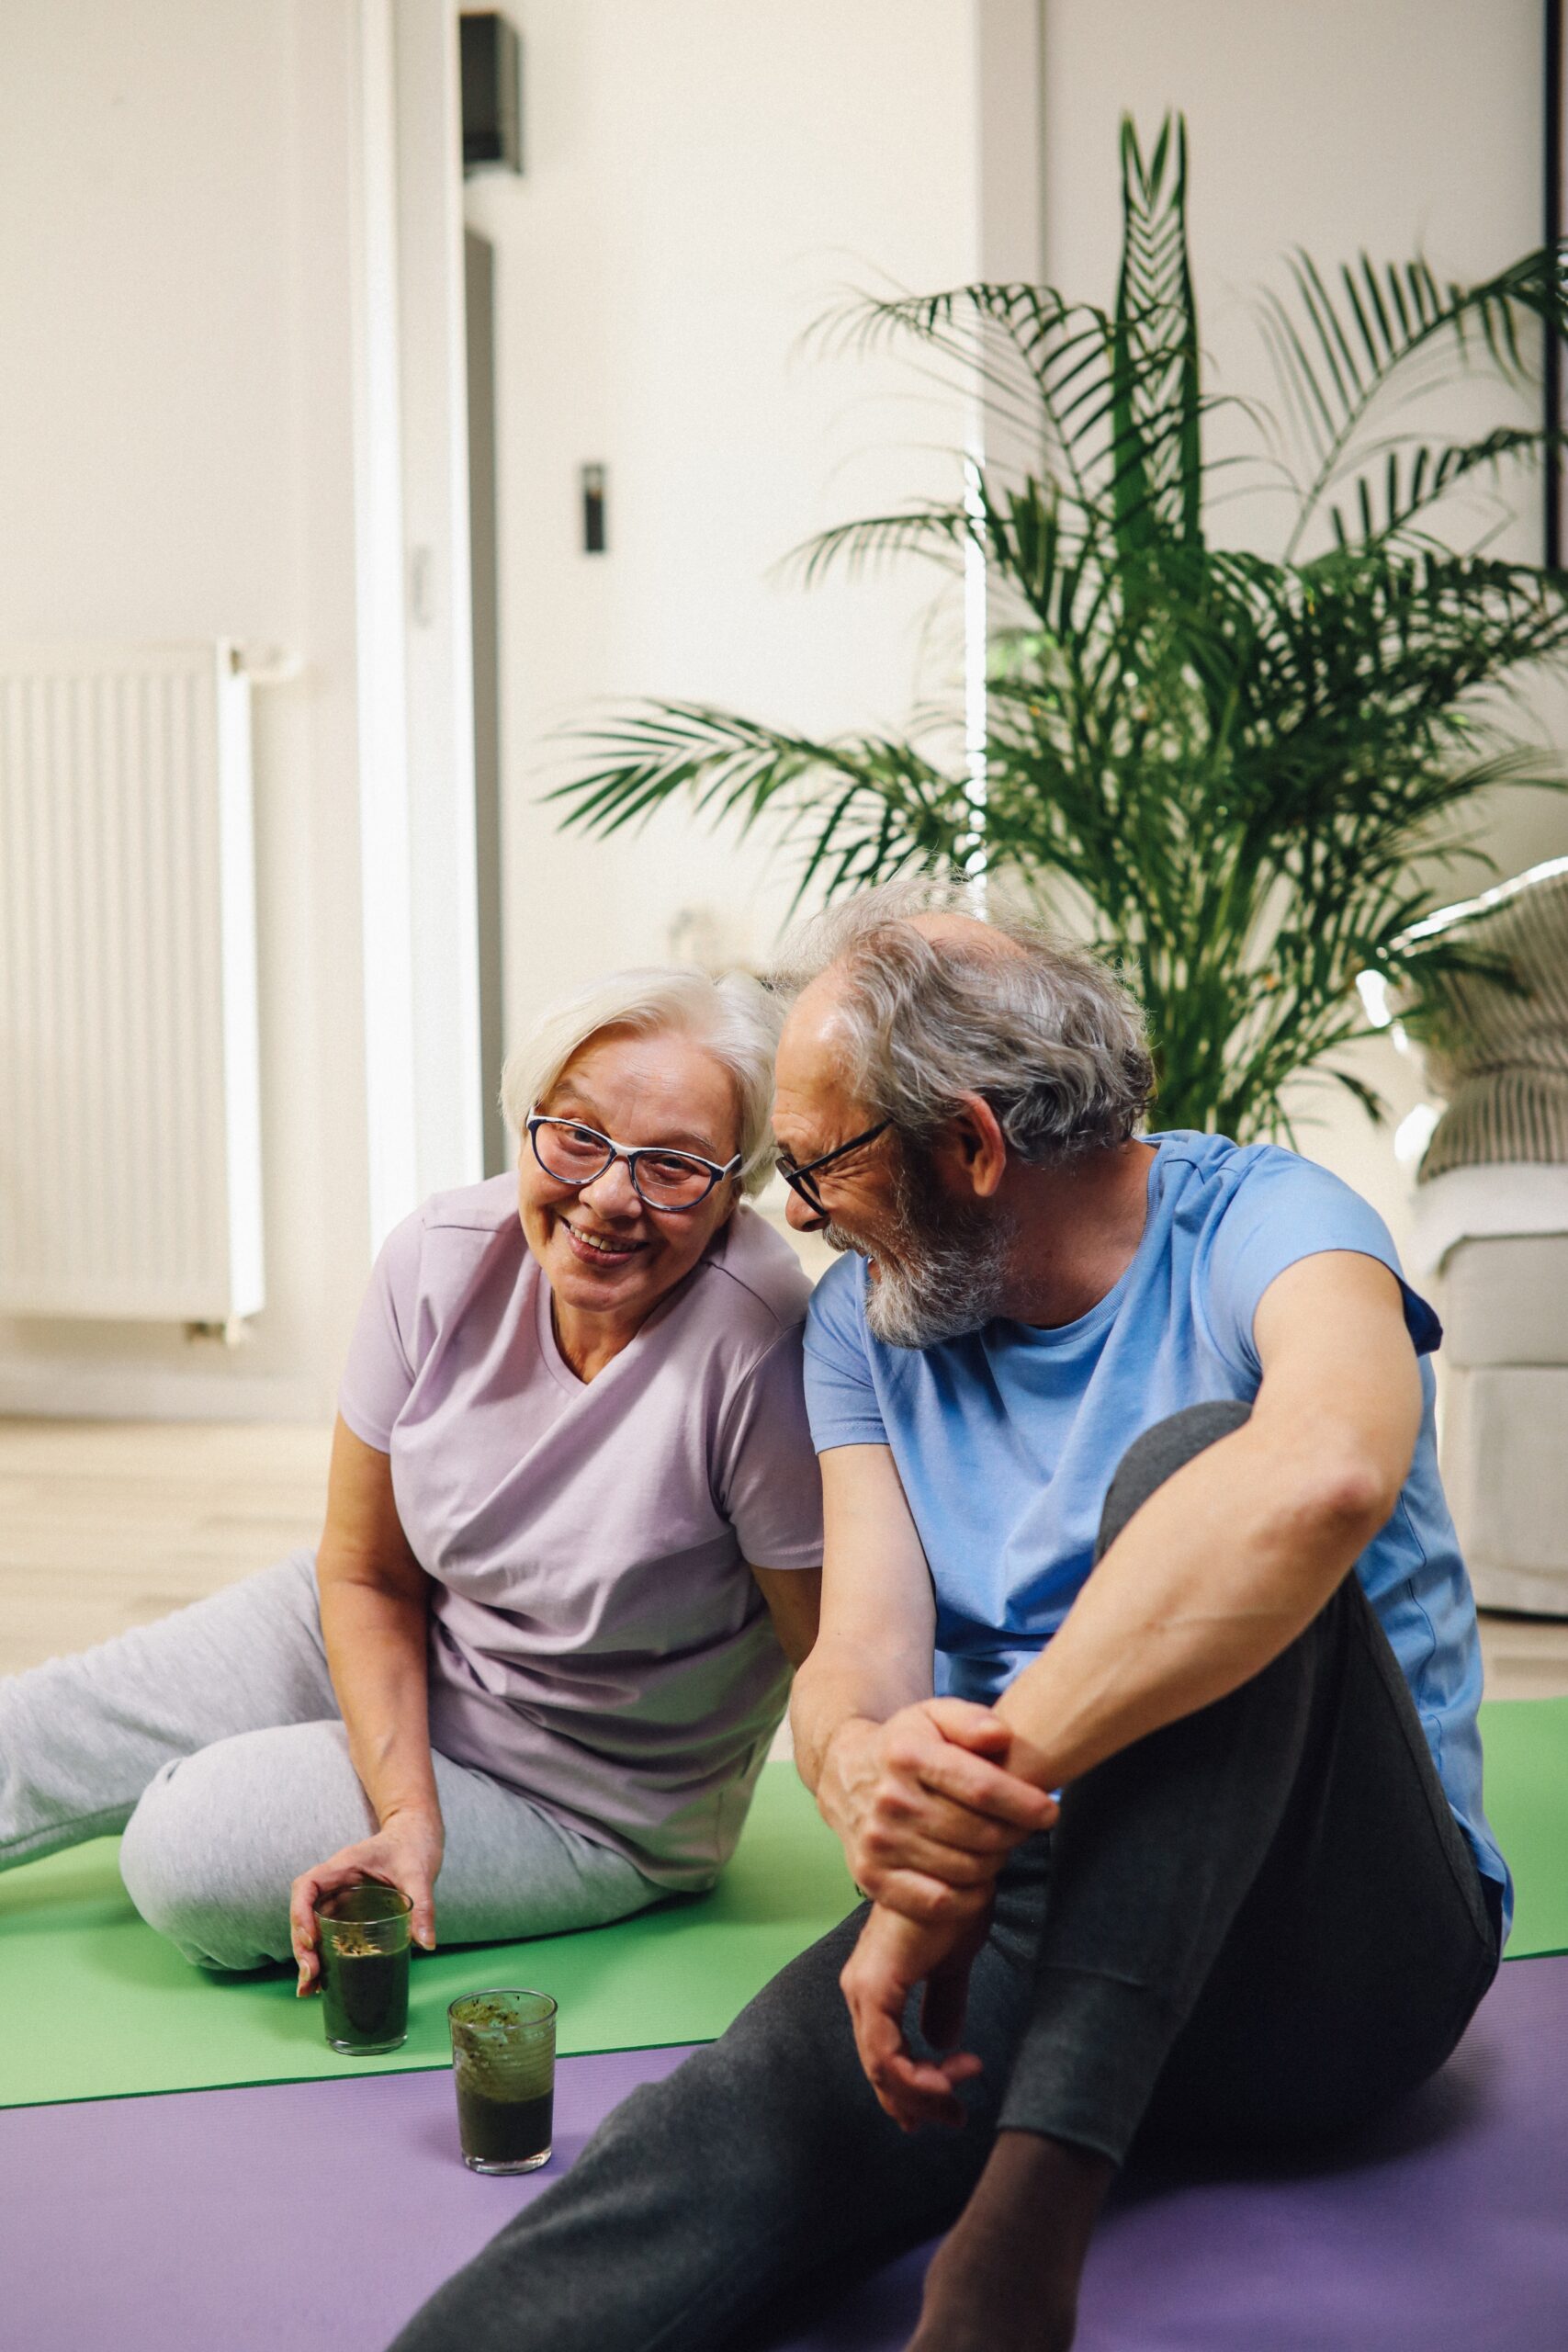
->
[[533, 1238, 716, 1395]]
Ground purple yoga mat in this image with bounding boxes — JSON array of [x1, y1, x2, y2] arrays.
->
[[3, 1963, 1566, 2352], [767, 1955, 1568, 2352]]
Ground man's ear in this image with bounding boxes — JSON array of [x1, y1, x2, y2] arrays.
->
[[931, 1094, 1008, 1199]]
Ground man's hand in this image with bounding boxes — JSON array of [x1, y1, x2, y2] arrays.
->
[[818, 1699, 1056, 1923], [840, 1893, 995, 2132], [289, 1807, 444, 1994]]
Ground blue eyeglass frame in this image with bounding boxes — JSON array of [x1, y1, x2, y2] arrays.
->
[[525, 1109, 741, 1211]]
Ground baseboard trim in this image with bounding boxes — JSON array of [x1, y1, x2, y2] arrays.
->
[[0, 1367, 327, 1423], [1471, 1562, 1568, 1620]]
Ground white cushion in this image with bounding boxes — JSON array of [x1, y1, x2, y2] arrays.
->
[[1436, 1234, 1568, 1366], [1443, 1363, 1568, 1613]]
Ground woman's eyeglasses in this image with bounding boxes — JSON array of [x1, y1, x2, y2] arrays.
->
[[526, 1112, 740, 1212]]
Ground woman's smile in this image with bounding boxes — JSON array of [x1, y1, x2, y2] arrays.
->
[[558, 1215, 649, 1269]]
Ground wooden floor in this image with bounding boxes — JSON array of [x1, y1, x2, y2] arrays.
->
[[4, 1419, 1568, 1702], [0, 1419, 332, 1677]]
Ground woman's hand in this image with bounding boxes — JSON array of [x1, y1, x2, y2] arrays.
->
[[289, 1807, 445, 1995], [839, 1888, 996, 2133]]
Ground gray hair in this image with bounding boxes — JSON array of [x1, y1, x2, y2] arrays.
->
[[772, 876, 1154, 1161], [499, 967, 783, 1195]]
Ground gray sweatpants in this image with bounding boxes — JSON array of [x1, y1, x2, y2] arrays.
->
[[0, 1550, 660, 1969]]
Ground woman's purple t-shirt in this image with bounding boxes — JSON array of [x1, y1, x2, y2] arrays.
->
[[337, 1178, 823, 1889]]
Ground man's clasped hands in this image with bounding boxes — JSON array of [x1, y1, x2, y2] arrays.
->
[[819, 1701, 1059, 2134]]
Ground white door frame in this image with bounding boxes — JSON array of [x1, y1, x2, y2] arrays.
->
[[350, 0, 483, 1253]]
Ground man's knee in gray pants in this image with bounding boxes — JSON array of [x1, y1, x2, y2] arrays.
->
[[1095, 1400, 1252, 1562]]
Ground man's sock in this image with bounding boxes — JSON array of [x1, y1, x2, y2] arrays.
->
[[907, 2128, 1115, 2352]]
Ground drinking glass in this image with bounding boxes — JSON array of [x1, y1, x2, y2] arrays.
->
[[448, 1989, 558, 2173], [314, 1883, 413, 2056]]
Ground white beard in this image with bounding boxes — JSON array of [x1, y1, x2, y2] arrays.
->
[[825, 1161, 1012, 1350]]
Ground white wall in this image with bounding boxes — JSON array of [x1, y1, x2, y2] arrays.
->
[[463, 1, 993, 1034], [0, 0, 372, 1418], [1037, 0, 1561, 1246], [0, 0, 1014, 1418], [3, 0, 1548, 1419], [469, 0, 1562, 1260]]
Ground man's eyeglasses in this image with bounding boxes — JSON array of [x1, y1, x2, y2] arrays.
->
[[526, 1111, 740, 1212], [774, 1122, 890, 1216]]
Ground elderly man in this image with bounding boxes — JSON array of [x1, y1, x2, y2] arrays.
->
[[392, 882, 1507, 2352]]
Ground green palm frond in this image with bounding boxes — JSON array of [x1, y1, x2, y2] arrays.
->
[[549, 112, 1568, 1141], [1258, 248, 1568, 556], [1112, 115, 1202, 552], [783, 503, 975, 588], [550, 705, 976, 914], [1317, 424, 1552, 549]]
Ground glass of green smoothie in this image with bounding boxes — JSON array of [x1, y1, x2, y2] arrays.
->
[[448, 1989, 558, 2173], [314, 1883, 413, 2055]]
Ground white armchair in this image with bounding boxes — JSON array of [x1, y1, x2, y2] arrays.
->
[[1404, 858, 1568, 1615], [1435, 1236, 1568, 1614]]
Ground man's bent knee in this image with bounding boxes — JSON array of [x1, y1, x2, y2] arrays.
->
[[1095, 1399, 1252, 1563]]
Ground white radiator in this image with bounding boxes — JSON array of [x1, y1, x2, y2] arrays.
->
[[0, 641, 265, 1323]]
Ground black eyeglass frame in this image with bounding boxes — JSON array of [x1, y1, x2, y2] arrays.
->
[[525, 1110, 741, 1212], [774, 1121, 891, 1215]]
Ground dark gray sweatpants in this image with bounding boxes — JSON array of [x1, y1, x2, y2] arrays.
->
[[390, 1403, 1501, 2352]]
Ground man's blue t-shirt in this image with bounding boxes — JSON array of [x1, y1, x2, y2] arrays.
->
[[802, 1129, 1510, 1928]]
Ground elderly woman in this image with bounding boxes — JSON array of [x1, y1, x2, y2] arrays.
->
[[0, 967, 822, 1979]]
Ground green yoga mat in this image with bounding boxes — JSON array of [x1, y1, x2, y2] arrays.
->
[[3, 1701, 1564, 2112], [0, 1762, 855, 2110], [1472, 1696, 1568, 1962]]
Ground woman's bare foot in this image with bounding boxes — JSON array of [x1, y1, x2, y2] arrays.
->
[[906, 2130, 1114, 2352]]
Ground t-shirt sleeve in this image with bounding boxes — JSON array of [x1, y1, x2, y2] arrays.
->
[[337, 1208, 427, 1452], [801, 1255, 888, 1452], [714, 1325, 824, 1569], [1205, 1151, 1442, 1380]]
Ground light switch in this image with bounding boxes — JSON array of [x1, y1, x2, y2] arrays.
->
[[581, 464, 607, 554]]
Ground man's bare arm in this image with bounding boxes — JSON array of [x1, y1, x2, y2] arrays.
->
[[790, 1444, 935, 1788], [837, 1247, 1427, 2105], [793, 1443, 1055, 1904], [993, 1250, 1424, 1792]]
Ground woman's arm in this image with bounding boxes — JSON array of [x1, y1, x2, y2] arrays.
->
[[288, 1416, 444, 1992], [750, 1564, 822, 1668]]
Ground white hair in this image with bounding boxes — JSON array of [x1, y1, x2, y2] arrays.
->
[[772, 876, 1154, 1161], [499, 967, 783, 1195]]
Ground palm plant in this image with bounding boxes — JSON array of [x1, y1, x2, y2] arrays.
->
[[551, 117, 1568, 1138]]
